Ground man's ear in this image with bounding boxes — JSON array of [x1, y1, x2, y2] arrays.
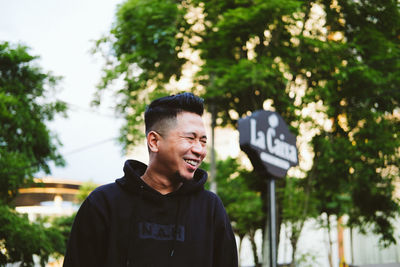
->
[[147, 131, 161, 153]]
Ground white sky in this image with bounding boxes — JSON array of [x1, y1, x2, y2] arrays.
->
[[0, 0, 132, 184]]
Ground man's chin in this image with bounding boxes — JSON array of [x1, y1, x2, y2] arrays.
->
[[174, 171, 194, 182]]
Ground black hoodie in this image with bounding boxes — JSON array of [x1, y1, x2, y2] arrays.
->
[[63, 160, 238, 267]]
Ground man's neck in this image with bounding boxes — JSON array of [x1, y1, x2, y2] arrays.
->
[[141, 170, 182, 195]]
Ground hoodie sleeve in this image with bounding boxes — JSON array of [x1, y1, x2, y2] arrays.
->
[[213, 197, 238, 267], [63, 196, 108, 267]]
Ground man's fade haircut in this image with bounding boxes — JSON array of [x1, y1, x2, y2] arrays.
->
[[144, 93, 204, 135]]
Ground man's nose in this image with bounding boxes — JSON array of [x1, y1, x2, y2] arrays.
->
[[191, 141, 206, 156]]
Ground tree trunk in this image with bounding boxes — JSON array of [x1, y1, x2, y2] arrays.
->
[[289, 227, 296, 267], [289, 240, 297, 267], [249, 229, 261, 267], [238, 234, 244, 267], [289, 222, 301, 267], [327, 215, 334, 267]]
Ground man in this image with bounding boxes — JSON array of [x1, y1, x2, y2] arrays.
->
[[63, 93, 238, 266]]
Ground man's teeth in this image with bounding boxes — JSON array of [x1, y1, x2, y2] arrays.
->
[[185, 159, 197, 166]]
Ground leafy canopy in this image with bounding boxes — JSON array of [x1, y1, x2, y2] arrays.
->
[[0, 42, 67, 204], [304, 0, 400, 246], [94, 0, 400, 248], [0, 41, 67, 265]]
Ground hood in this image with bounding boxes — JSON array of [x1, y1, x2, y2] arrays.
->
[[116, 159, 208, 198]]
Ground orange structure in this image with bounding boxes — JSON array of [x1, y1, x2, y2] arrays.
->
[[13, 177, 82, 207]]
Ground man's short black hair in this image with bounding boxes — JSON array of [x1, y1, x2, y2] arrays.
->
[[144, 92, 204, 135]]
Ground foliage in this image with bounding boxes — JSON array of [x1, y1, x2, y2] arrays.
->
[[93, 1, 305, 260], [295, 250, 319, 267], [303, 0, 400, 246], [185, 2, 313, 262], [95, 0, 400, 258], [0, 42, 67, 204], [92, 0, 190, 149], [0, 205, 65, 266], [278, 177, 318, 266], [46, 181, 99, 254], [50, 214, 76, 254], [202, 157, 264, 266], [190, 0, 301, 126], [0, 41, 68, 265], [76, 180, 98, 203], [216, 158, 264, 236], [47, 181, 99, 254]]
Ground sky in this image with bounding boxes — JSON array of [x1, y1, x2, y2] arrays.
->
[[0, 0, 137, 184]]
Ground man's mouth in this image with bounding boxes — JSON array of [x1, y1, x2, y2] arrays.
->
[[184, 159, 199, 167]]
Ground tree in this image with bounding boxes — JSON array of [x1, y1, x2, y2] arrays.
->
[[93, 0, 304, 260], [76, 180, 98, 203], [303, 0, 400, 250], [0, 42, 67, 203], [278, 177, 318, 267], [203, 157, 264, 267], [0, 205, 65, 266], [274, 1, 400, 265], [92, 0, 300, 144], [94, 0, 400, 263], [43, 180, 99, 260], [92, 0, 190, 149], [189, 0, 300, 123], [0, 42, 67, 265]]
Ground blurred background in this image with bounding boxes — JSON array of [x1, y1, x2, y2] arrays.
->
[[1, 0, 399, 266]]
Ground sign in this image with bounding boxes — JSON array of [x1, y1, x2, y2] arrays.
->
[[238, 110, 298, 178]]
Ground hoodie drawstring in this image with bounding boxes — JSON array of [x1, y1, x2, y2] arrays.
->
[[126, 185, 145, 266], [170, 197, 182, 258], [126, 182, 184, 266], [126, 205, 137, 266]]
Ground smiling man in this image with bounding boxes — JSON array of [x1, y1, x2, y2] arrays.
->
[[63, 93, 238, 267]]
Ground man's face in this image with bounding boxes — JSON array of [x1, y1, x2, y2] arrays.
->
[[156, 112, 207, 181]]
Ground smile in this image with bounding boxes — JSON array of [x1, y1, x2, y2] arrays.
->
[[184, 159, 198, 167]]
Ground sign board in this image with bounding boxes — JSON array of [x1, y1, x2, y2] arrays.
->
[[238, 110, 298, 178]]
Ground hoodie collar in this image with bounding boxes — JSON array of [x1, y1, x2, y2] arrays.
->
[[116, 160, 208, 197]]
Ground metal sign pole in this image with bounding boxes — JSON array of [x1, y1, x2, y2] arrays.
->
[[238, 110, 298, 267], [269, 178, 277, 267]]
